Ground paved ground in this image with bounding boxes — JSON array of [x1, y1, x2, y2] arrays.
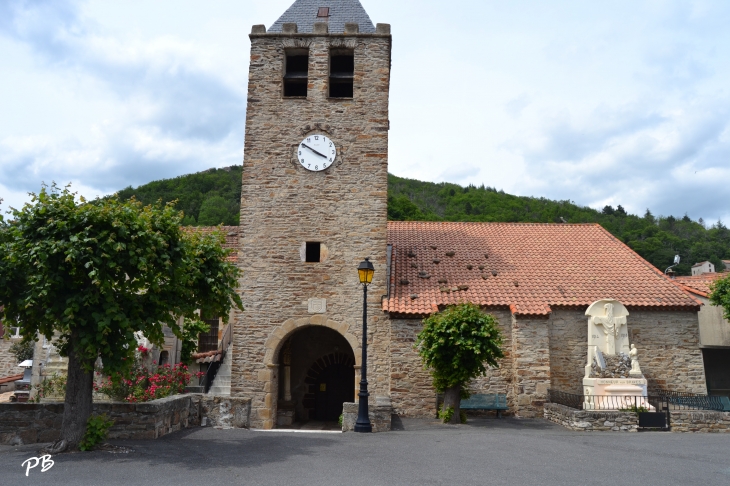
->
[[2, 418, 729, 485]]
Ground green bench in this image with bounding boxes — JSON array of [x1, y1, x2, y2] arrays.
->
[[460, 393, 509, 418]]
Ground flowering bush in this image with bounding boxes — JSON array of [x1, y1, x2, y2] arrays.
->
[[30, 373, 67, 403], [95, 363, 203, 402]]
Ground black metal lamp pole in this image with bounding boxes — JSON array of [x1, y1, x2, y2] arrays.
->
[[355, 257, 374, 433]]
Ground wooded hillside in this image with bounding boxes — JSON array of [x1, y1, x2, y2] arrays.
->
[[116, 168, 730, 276]]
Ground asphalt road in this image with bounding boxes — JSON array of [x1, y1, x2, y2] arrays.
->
[[2, 418, 729, 486]]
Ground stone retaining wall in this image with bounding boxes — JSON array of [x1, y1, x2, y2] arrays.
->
[[670, 410, 730, 432], [341, 402, 391, 433], [544, 403, 639, 431], [544, 403, 730, 433], [0, 394, 252, 445]]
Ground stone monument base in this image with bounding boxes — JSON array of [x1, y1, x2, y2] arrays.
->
[[583, 377, 654, 411]]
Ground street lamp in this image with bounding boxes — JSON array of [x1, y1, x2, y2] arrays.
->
[[354, 257, 374, 433]]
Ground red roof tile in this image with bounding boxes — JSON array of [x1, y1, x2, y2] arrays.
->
[[384, 222, 701, 316], [674, 273, 725, 298], [182, 226, 240, 262]]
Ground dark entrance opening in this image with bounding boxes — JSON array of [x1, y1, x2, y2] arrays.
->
[[702, 348, 730, 397], [278, 326, 355, 425], [311, 359, 356, 421]]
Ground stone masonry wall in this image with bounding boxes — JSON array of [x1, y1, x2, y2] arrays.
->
[[0, 394, 253, 445], [0, 335, 24, 378], [544, 403, 639, 432], [341, 401, 391, 433], [549, 308, 707, 395], [511, 315, 551, 418], [389, 318, 436, 418], [670, 410, 730, 433], [549, 309, 587, 395], [391, 307, 705, 420], [629, 309, 706, 393], [545, 403, 730, 433], [232, 28, 392, 429], [390, 310, 513, 418]]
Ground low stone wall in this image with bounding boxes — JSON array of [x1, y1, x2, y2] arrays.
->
[[0, 394, 252, 445], [199, 395, 251, 429], [670, 410, 730, 433], [342, 402, 392, 433], [544, 403, 639, 432], [545, 403, 730, 433]]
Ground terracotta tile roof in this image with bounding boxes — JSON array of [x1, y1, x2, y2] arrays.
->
[[384, 222, 701, 316], [182, 226, 240, 262], [674, 273, 725, 298], [0, 374, 23, 385]]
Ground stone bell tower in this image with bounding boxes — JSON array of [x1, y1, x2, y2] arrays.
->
[[231, 0, 392, 429]]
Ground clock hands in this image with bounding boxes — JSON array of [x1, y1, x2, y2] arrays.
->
[[301, 143, 328, 159]]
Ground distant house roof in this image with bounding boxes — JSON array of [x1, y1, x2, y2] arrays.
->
[[182, 226, 239, 262], [268, 0, 376, 34], [674, 273, 725, 298], [692, 261, 712, 268], [384, 222, 701, 317]]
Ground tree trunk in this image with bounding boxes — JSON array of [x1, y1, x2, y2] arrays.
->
[[443, 385, 461, 424], [59, 340, 94, 450]]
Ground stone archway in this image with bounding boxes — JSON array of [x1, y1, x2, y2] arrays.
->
[[262, 315, 361, 428], [264, 315, 361, 368]]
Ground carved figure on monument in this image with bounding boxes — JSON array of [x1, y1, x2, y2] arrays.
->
[[629, 344, 643, 377]]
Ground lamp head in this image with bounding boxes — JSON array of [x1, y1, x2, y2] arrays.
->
[[357, 257, 375, 285]]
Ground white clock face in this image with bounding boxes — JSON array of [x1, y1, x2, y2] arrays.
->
[[297, 134, 336, 172]]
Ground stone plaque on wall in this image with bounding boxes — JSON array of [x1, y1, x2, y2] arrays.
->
[[308, 298, 327, 314]]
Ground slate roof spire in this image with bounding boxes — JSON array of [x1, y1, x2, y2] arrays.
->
[[268, 0, 376, 34]]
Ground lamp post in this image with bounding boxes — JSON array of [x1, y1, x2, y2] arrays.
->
[[355, 257, 374, 433]]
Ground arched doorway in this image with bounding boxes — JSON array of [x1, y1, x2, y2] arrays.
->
[[278, 326, 356, 424]]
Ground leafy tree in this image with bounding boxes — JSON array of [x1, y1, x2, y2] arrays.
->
[[710, 275, 730, 322], [197, 195, 234, 226], [415, 303, 504, 424], [0, 185, 242, 451], [179, 318, 211, 365], [116, 166, 242, 226], [387, 195, 426, 221]]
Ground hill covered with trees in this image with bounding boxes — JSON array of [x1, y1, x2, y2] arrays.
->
[[116, 168, 730, 276]]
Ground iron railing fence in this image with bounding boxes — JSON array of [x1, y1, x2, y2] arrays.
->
[[547, 389, 726, 412]]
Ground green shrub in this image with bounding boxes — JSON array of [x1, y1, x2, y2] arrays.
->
[[619, 405, 649, 417], [79, 414, 114, 451], [9, 340, 34, 363]]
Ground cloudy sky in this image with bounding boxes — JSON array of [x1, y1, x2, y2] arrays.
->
[[1, 0, 729, 223]]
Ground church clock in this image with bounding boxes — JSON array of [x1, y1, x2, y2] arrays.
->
[[297, 134, 337, 172]]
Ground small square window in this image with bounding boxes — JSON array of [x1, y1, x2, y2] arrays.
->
[[317, 7, 330, 18], [306, 242, 321, 263]]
